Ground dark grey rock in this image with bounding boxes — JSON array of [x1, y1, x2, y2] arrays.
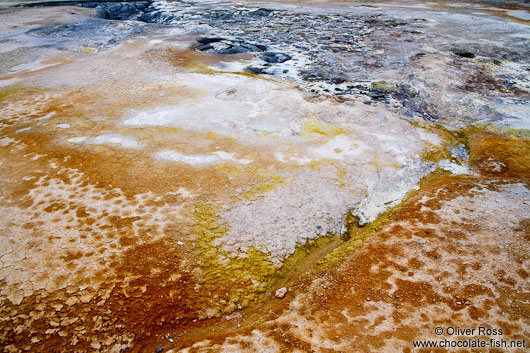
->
[[96, 7, 109, 18], [138, 11, 160, 23], [218, 46, 245, 54], [453, 49, 476, 59], [302, 70, 330, 81], [197, 37, 225, 44], [195, 43, 213, 51], [107, 3, 121, 12], [260, 52, 291, 63], [196, 39, 266, 54], [249, 8, 272, 17], [246, 66, 266, 74], [119, 4, 133, 14], [217, 45, 252, 54]]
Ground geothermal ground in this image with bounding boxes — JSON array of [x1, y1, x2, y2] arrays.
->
[[0, 0, 529, 352]]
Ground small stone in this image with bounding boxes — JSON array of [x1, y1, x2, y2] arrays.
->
[[275, 287, 288, 299], [155, 347, 164, 353], [177, 241, 183, 246]]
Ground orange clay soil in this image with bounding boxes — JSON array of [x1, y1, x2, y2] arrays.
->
[[0, 87, 529, 352], [0, 86, 292, 352]]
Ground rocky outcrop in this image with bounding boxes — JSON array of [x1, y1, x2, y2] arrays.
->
[[195, 37, 267, 55], [20, 1, 153, 21]]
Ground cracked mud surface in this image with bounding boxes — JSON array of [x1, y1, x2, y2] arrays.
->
[[0, 0, 529, 352]]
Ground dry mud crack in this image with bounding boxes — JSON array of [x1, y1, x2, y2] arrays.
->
[[0, 0, 529, 352]]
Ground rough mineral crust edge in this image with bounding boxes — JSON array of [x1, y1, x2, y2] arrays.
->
[[353, 161, 435, 226]]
